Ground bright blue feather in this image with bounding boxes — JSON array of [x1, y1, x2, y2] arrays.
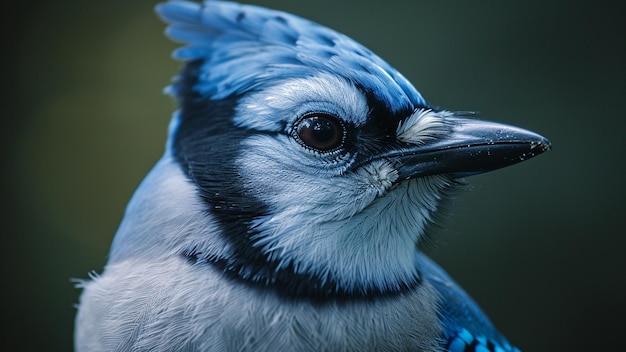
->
[[155, 0, 425, 111], [420, 254, 520, 351]]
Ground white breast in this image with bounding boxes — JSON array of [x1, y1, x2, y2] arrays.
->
[[75, 255, 443, 352]]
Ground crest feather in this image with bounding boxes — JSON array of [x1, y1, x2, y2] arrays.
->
[[155, 0, 425, 108]]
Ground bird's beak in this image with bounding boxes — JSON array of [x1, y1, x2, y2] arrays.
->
[[391, 116, 551, 180]]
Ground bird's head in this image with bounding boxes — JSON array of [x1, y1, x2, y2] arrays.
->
[[111, 1, 550, 300]]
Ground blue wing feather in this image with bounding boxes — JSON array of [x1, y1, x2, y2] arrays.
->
[[419, 254, 521, 352]]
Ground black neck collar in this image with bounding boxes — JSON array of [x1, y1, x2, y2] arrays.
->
[[181, 246, 422, 303]]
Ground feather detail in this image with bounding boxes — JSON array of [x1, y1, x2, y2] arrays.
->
[[155, 0, 425, 108]]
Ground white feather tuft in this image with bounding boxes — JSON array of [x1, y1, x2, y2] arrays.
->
[[397, 109, 453, 145]]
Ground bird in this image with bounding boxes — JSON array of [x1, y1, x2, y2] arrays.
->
[[74, 1, 550, 351]]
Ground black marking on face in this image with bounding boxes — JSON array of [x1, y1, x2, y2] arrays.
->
[[350, 88, 420, 167]]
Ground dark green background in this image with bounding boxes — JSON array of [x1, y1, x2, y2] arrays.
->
[[3, 1, 624, 351]]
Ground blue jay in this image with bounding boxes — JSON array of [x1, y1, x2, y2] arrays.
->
[[75, 1, 550, 351]]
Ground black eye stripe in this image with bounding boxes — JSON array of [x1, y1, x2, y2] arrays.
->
[[293, 112, 346, 153]]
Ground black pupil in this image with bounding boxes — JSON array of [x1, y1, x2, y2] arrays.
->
[[297, 114, 343, 151]]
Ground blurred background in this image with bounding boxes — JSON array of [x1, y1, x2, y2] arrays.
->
[[2, 0, 624, 350]]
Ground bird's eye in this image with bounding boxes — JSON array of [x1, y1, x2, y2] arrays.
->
[[294, 113, 345, 152]]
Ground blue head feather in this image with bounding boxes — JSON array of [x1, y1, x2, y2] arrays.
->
[[156, 0, 425, 112]]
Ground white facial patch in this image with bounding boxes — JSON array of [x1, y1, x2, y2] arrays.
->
[[233, 72, 370, 131], [237, 128, 454, 293], [354, 160, 399, 197]]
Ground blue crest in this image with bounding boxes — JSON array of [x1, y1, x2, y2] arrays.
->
[[156, 0, 426, 112]]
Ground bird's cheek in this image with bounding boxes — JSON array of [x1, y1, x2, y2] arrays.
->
[[353, 160, 399, 197]]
